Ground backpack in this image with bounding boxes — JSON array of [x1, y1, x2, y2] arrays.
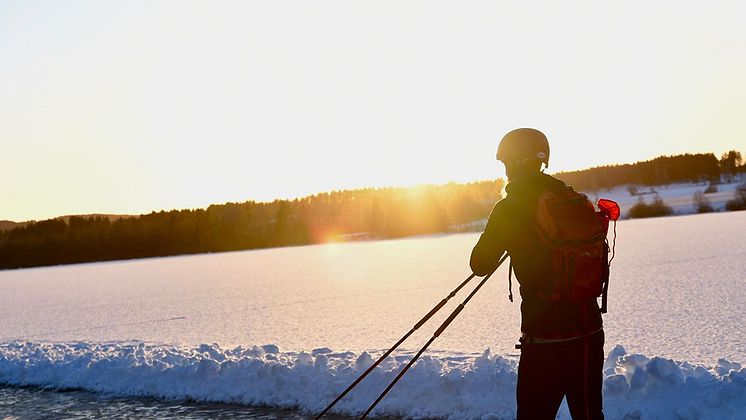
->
[[508, 187, 618, 313]]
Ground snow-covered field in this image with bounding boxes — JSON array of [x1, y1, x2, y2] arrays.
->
[[582, 177, 745, 218]]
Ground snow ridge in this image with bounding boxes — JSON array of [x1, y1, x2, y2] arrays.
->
[[0, 341, 744, 419]]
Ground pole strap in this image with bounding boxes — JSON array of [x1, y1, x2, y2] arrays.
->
[[508, 259, 514, 302]]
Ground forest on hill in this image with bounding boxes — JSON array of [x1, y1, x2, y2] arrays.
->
[[1, 150, 743, 269], [0, 181, 503, 269], [553, 151, 741, 191]]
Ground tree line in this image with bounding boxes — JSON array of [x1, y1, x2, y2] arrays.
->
[[0, 181, 503, 269], [1, 150, 742, 270]]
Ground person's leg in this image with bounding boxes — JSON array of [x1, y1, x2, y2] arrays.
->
[[565, 330, 605, 420], [516, 342, 566, 420]]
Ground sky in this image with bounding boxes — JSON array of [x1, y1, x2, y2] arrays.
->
[[1, 1, 745, 222]]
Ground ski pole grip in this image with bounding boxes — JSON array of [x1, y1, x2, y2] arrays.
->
[[434, 304, 464, 337], [414, 299, 447, 330]]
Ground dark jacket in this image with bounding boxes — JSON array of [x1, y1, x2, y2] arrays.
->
[[470, 172, 603, 339]]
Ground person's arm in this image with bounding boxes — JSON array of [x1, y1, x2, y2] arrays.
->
[[470, 200, 511, 276]]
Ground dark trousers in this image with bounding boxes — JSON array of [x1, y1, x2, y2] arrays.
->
[[516, 330, 605, 420]]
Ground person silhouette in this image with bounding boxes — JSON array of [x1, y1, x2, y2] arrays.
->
[[471, 128, 605, 420]]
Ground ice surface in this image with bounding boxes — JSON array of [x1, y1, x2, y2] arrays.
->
[[0, 341, 744, 420]]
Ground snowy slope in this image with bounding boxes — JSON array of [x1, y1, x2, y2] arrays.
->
[[581, 177, 745, 218]]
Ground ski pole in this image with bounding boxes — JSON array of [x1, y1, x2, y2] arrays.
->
[[360, 252, 508, 419], [315, 271, 484, 419]]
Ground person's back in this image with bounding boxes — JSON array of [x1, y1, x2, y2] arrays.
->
[[471, 128, 605, 420]]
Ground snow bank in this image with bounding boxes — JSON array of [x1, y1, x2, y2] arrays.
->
[[0, 341, 744, 419]]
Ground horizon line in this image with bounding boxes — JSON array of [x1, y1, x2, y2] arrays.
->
[[4, 149, 741, 224]]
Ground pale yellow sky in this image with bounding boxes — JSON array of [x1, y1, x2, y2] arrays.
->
[[2, 1, 745, 222]]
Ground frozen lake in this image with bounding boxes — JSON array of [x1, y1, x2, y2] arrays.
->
[[2, 211, 745, 362], [1, 211, 745, 419]]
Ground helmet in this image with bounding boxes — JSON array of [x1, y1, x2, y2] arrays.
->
[[496, 128, 550, 168]]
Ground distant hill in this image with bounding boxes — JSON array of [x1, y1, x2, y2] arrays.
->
[[0, 221, 24, 232], [0, 214, 132, 233], [0, 181, 504, 269]]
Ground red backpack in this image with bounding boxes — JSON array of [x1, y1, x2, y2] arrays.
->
[[508, 188, 619, 313]]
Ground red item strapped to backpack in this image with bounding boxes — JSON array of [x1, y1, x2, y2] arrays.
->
[[525, 189, 618, 313], [598, 198, 621, 221]]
